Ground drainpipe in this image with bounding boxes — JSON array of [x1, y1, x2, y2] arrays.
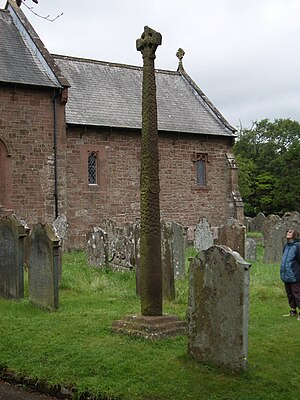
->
[[52, 89, 60, 220]]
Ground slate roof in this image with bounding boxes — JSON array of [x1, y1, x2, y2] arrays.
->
[[54, 55, 236, 136], [1, 0, 235, 136], [0, 3, 66, 88]]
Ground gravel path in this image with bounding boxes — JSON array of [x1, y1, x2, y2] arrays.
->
[[0, 380, 59, 400]]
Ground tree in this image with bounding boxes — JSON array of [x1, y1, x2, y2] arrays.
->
[[234, 118, 300, 216]]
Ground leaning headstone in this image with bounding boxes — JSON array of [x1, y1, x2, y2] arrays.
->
[[28, 223, 60, 310], [194, 218, 214, 252], [215, 218, 246, 258], [245, 238, 256, 261], [0, 215, 28, 299], [188, 245, 251, 372]]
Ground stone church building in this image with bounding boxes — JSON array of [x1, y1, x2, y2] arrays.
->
[[0, 0, 243, 249]]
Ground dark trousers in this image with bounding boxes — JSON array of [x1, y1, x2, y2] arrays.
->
[[285, 282, 300, 309]]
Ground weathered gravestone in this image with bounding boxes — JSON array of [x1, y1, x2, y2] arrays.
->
[[86, 220, 136, 270], [249, 212, 266, 232], [86, 226, 109, 267], [261, 214, 282, 263], [135, 220, 186, 300], [215, 218, 246, 258], [262, 212, 300, 263], [171, 221, 187, 278], [188, 245, 251, 372], [243, 216, 252, 233], [53, 214, 68, 251], [28, 223, 60, 310], [245, 238, 256, 261], [194, 218, 214, 252], [161, 221, 175, 300], [0, 215, 28, 299]]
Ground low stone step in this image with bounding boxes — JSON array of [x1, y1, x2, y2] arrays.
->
[[112, 314, 187, 339]]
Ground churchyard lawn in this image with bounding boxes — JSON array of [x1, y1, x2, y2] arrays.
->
[[0, 246, 299, 400]]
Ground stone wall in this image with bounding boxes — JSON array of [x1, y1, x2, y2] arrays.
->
[[0, 85, 67, 224], [66, 127, 240, 248], [1, 85, 242, 250]]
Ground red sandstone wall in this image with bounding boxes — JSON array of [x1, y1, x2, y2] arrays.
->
[[0, 85, 66, 224], [66, 126, 237, 248], [0, 85, 239, 249]]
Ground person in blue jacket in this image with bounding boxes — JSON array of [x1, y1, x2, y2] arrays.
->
[[280, 229, 300, 320]]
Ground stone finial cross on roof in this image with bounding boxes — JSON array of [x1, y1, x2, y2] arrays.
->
[[176, 48, 185, 72], [136, 26, 162, 59]]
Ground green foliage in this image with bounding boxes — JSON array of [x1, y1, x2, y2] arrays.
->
[[234, 118, 300, 215], [0, 250, 300, 399]]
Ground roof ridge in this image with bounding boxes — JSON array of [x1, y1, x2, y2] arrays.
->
[[52, 54, 179, 75]]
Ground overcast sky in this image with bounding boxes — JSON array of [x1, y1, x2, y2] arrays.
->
[[2, 0, 300, 129]]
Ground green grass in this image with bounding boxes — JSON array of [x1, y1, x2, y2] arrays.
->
[[0, 248, 300, 399]]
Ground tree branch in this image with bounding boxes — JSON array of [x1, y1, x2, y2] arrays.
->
[[16, 0, 63, 22]]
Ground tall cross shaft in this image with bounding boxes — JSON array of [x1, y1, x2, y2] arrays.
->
[[136, 26, 162, 316]]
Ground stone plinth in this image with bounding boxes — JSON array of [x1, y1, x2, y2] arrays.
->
[[112, 314, 187, 340]]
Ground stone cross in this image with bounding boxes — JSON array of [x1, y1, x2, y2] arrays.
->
[[136, 26, 163, 316], [176, 48, 185, 71]]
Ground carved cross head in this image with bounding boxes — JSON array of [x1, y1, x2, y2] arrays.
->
[[176, 48, 185, 71], [136, 26, 162, 59], [176, 48, 185, 62]]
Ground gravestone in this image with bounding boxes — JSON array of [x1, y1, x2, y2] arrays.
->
[[53, 214, 68, 251], [282, 211, 300, 231], [108, 223, 135, 271], [243, 216, 252, 233], [86, 220, 135, 270], [215, 218, 246, 258], [249, 212, 266, 232], [161, 221, 175, 300], [262, 212, 300, 263], [0, 215, 28, 299], [28, 223, 60, 310], [194, 218, 214, 252], [245, 238, 256, 261], [172, 221, 187, 278], [261, 214, 281, 242], [263, 218, 285, 263], [86, 226, 108, 267], [188, 245, 251, 372], [135, 220, 186, 299]]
